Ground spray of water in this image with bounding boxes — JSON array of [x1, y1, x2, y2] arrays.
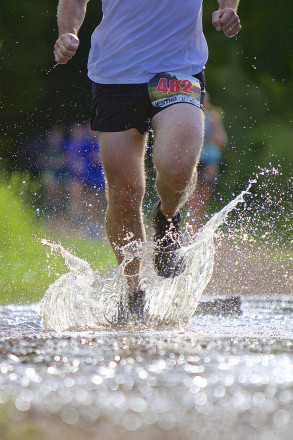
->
[[205, 167, 292, 297], [40, 186, 250, 331]]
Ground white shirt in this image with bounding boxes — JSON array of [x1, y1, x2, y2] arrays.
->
[[88, 0, 208, 84]]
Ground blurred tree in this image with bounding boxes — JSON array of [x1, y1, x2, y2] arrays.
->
[[0, 0, 102, 171], [0, 1, 55, 123], [202, 1, 293, 200]]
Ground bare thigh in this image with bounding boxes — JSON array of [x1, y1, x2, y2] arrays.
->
[[97, 129, 148, 202], [151, 103, 204, 189]]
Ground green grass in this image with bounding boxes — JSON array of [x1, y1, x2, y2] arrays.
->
[[0, 174, 116, 305], [0, 403, 44, 440]]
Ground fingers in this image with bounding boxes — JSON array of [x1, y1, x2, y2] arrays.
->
[[212, 11, 223, 31], [220, 9, 242, 37], [212, 8, 242, 38], [54, 33, 80, 64]]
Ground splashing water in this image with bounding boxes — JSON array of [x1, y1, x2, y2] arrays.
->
[[40, 189, 250, 332]]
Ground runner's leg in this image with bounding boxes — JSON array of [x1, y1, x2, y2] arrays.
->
[[97, 129, 148, 291], [186, 181, 213, 231], [152, 103, 204, 218]]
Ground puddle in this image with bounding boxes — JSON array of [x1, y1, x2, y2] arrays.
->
[[0, 297, 292, 439]]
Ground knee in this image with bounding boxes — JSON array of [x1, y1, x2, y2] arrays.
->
[[157, 161, 197, 193]]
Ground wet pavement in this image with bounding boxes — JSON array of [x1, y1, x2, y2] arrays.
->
[[0, 296, 293, 439]]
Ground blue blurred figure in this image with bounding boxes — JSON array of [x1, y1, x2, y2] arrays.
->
[[40, 125, 67, 216], [63, 123, 106, 234]]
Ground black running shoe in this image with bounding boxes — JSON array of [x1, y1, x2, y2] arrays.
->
[[117, 290, 145, 323], [127, 290, 145, 321], [152, 201, 185, 278]]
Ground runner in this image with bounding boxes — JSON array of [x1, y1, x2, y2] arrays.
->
[[54, 0, 242, 320]]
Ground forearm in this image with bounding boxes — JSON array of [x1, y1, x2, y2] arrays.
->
[[57, 0, 89, 36], [217, 0, 240, 11]]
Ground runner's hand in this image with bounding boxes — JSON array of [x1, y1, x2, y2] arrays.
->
[[54, 33, 79, 64], [212, 8, 241, 37]]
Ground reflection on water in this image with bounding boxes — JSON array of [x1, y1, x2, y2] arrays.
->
[[0, 298, 293, 439]]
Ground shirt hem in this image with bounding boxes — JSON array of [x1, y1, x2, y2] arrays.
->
[[88, 66, 206, 85]]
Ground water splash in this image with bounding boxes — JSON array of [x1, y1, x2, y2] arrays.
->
[[40, 240, 127, 331], [143, 188, 250, 325], [40, 189, 250, 331]]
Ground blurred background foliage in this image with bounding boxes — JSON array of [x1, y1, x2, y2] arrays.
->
[[0, 172, 115, 303]]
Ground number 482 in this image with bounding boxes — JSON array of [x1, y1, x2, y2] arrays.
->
[[156, 78, 192, 94]]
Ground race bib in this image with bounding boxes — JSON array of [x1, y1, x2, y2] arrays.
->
[[148, 72, 202, 109]]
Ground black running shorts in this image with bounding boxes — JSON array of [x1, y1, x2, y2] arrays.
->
[[90, 71, 205, 134]]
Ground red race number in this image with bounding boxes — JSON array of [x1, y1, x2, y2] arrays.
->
[[181, 80, 192, 94], [169, 80, 181, 93], [157, 78, 169, 94], [156, 77, 193, 95]]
